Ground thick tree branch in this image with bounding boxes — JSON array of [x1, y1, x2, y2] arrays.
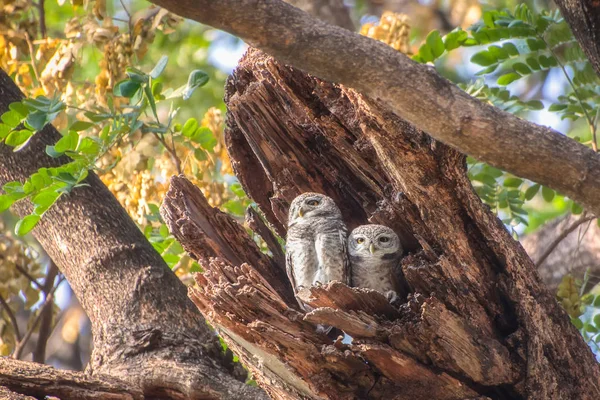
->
[[0, 358, 143, 400], [148, 0, 600, 217]]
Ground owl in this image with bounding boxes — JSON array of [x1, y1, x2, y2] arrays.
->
[[286, 192, 350, 310], [348, 224, 407, 303]]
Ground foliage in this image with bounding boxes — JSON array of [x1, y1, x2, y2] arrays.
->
[[0, 0, 248, 360], [412, 4, 598, 233]]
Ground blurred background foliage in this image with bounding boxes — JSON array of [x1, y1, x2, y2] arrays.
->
[[0, 0, 599, 370]]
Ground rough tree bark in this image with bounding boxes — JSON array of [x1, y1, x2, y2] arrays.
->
[[148, 0, 600, 218], [161, 49, 600, 399], [0, 69, 267, 399], [554, 0, 600, 77]]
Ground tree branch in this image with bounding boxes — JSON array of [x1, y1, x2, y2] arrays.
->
[[33, 261, 59, 363], [148, 0, 600, 217], [0, 358, 143, 400]]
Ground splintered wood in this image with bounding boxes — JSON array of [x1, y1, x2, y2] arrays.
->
[[161, 48, 600, 399]]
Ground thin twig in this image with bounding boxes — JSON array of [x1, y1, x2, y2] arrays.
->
[[154, 132, 182, 174], [119, 0, 132, 20], [535, 214, 596, 268], [12, 275, 65, 360], [541, 37, 597, 151], [33, 262, 59, 363], [24, 33, 41, 84], [38, 0, 47, 38], [0, 293, 21, 341], [13, 263, 44, 291]]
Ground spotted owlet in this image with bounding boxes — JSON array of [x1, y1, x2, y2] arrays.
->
[[348, 224, 407, 303], [286, 192, 350, 310]]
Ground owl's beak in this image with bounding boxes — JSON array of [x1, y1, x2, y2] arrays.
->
[[298, 207, 305, 218], [369, 243, 375, 254]]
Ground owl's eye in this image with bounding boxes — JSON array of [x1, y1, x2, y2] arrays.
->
[[306, 199, 320, 206], [379, 236, 390, 243], [356, 238, 365, 244]]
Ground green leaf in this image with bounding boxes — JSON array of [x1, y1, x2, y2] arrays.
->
[[426, 30, 445, 59], [114, 80, 141, 98], [549, 103, 567, 112], [0, 194, 15, 213], [222, 199, 246, 216], [541, 186, 555, 202], [192, 127, 218, 152], [524, 184, 540, 200], [526, 57, 541, 70], [150, 55, 169, 79], [76, 137, 101, 155], [26, 111, 48, 131], [502, 42, 519, 56], [5, 130, 33, 150], [525, 100, 544, 110], [144, 84, 158, 121], [443, 29, 468, 51], [0, 124, 12, 139], [581, 293, 594, 305], [1, 110, 22, 128], [497, 73, 521, 86], [183, 70, 209, 100], [159, 224, 170, 238], [182, 118, 199, 137], [593, 295, 600, 307], [15, 214, 40, 236], [70, 120, 95, 131], [503, 177, 522, 187], [194, 148, 207, 161], [417, 44, 434, 63], [512, 62, 532, 75], [32, 190, 60, 210], [571, 202, 583, 215], [571, 317, 583, 330], [471, 51, 497, 66], [594, 314, 600, 328], [9, 102, 29, 118], [54, 131, 79, 153]]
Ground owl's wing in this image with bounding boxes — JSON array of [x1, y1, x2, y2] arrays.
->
[[340, 226, 351, 287], [286, 248, 308, 310]]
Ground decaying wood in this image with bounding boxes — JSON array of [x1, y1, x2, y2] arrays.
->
[[0, 358, 142, 400], [161, 48, 600, 399]]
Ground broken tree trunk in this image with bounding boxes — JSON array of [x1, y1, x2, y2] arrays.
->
[[162, 49, 600, 399]]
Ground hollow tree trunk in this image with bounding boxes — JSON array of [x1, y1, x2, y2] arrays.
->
[[0, 69, 267, 400], [162, 49, 600, 399]]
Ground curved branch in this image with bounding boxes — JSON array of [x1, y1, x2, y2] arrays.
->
[[149, 0, 600, 217]]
